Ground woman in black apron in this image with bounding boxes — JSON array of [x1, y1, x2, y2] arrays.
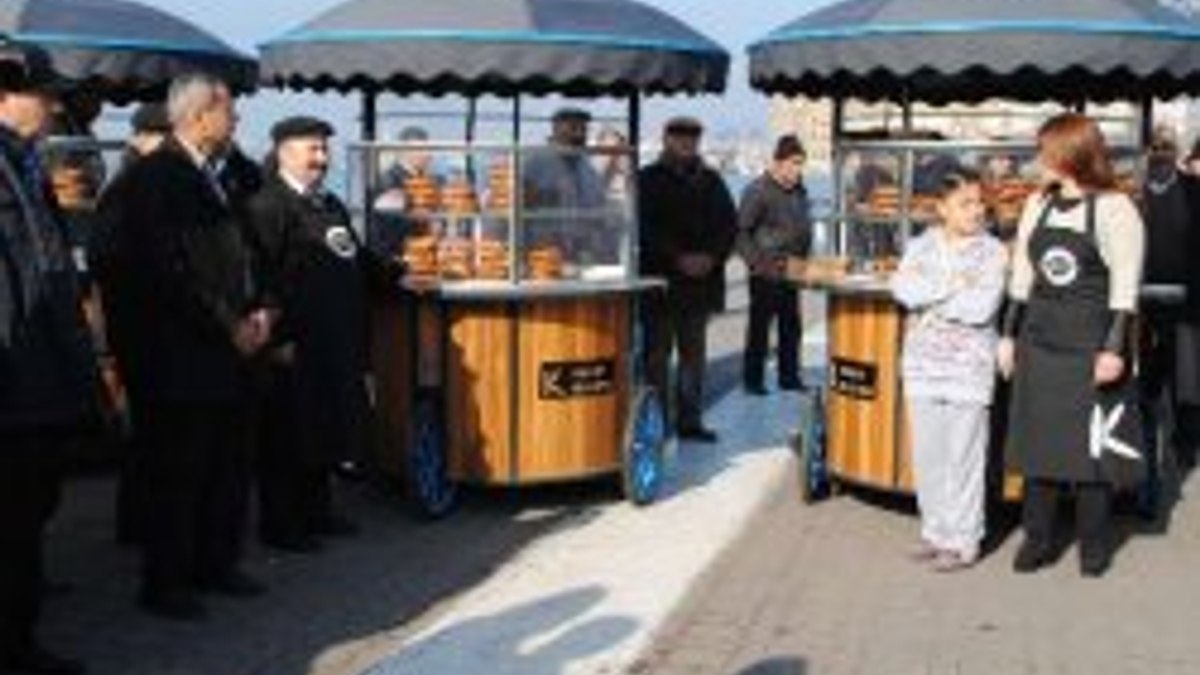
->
[[998, 113, 1146, 577]]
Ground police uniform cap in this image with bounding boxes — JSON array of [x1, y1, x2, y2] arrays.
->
[[271, 115, 335, 145]]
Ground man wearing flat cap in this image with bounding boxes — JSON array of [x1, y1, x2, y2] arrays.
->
[[638, 116, 737, 443], [246, 115, 405, 553], [522, 107, 609, 263], [0, 44, 96, 675]]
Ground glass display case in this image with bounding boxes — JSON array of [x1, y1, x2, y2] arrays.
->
[[823, 118, 1144, 274], [348, 141, 637, 285]]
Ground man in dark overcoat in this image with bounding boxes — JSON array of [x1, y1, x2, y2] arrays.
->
[[0, 45, 96, 675], [246, 116, 404, 551], [113, 72, 271, 621], [637, 117, 738, 443]]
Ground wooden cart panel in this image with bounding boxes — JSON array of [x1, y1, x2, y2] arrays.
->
[[826, 294, 914, 492], [515, 297, 630, 481]]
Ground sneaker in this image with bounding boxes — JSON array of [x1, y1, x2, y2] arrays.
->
[[932, 550, 976, 573], [908, 540, 941, 563], [743, 383, 769, 396]]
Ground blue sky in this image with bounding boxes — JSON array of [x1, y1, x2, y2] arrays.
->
[[121, 0, 828, 149]]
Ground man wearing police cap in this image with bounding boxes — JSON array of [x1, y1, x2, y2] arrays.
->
[[247, 116, 404, 552], [0, 44, 95, 675]]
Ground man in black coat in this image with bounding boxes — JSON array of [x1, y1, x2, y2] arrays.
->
[[108, 73, 271, 621], [638, 117, 737, 443], [246, 116, 404, 552], [0, 46, 95, 675]]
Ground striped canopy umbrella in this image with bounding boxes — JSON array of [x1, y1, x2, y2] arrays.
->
[[259, 0, 728, 98], [750, 0, 1200, 103], [1, 0, 256, 102]]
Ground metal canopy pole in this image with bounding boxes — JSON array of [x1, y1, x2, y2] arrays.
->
[[832, 96, 847, 257], [1140, 95, 1155, 148], [628, 92, 642, 281], [362, 90, 378, 141]]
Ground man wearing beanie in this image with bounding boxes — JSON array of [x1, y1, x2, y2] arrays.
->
[[737, 134, 813, 395]]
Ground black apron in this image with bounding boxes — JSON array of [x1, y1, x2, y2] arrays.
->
[[1006, 195, 1145, 487]]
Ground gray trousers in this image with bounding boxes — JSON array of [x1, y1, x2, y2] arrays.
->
[[908, 397, 989, 561]]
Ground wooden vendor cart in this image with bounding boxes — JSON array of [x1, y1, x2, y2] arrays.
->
[[259, 0, 730, 516], [357, 134, 669, 516], [746, 0, 1200, 509]]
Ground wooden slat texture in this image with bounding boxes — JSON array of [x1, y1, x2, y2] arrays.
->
[[825, 295, 906, 491], [445, 303, 514, 482], [516, 297, 629, 481]]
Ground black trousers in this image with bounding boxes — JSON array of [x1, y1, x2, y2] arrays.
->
[[645, 294, 710, 431], [256, 367, 333, 541], [0, 438, 65, 661], [140, 401, 250, 596], [1022, 478, 1112, 560], [744, 276, 802, 387]]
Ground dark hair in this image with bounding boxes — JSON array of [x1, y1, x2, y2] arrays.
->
[[933, 165, 983, 199], [773, 134, 806, 162], [1037, 113, 1117, 192]]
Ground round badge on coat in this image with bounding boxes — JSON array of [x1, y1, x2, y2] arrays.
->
[[325, 226, 359, 259], [1039, 246, 1079, 287]]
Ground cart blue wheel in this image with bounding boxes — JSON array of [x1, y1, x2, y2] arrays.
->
[[410, 397, 457, 518], [622, 387, 667, 505], [800, 387, 830, 503]]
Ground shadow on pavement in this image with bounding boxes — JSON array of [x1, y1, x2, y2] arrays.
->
[[39, 474, 607, 675], [361, 585, 636, 675], [729, 656, 808, 675]]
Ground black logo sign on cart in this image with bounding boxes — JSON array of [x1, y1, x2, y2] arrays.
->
[[831, 358, 878, 400], [540, 359, 617, 400]]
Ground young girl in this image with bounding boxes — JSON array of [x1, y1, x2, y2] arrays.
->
[[999, 113, 1146, 577], [892, 167, 1008, 572]]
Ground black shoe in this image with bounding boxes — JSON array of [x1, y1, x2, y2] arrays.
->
[[138, 589, 208, 622], [743, 383, 769, 396], [1080, 546, 1112, 578], [1012, 539, 1053, 574], [677, 426, 719, 443], [309, 513, 360, 538], [5, 645, 85, 675], [261, 532, 324, 554], [333, 460, 368, 482], [778, 379, 808, 392], [195, 570, 266, 598]]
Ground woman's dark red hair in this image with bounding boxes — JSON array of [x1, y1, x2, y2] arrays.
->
[[1037, 113, 1118, 192]]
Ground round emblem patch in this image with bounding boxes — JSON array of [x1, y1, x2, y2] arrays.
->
[[1039, 246, 1079, 287], [325, 226, 358, 260]]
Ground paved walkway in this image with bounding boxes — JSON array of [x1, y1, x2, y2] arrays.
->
[[632, 449, 1200, 675]]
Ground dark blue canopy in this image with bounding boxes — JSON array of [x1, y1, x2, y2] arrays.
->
[[0, 0, 257, 102], [260, 0, 729, 97], [750, 0, 1200, 103]]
